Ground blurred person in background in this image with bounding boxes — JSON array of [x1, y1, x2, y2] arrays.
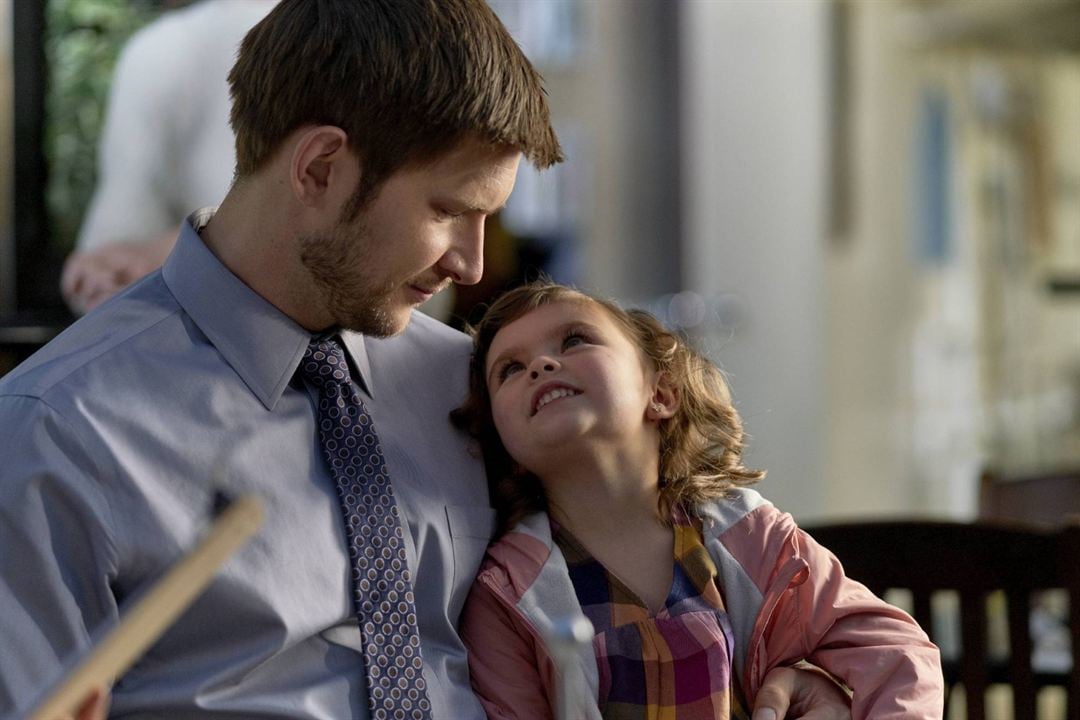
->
[[60, 0, 274, 314]]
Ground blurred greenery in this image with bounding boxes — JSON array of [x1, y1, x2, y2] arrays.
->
[[45, 0, 161, 252]]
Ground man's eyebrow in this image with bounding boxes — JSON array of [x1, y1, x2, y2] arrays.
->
[[466, 201, 508, 215], [437, 196, 508, 215]]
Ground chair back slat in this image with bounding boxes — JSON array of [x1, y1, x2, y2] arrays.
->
[[959, 591, 988, 719], [1006, 590, 1036, 720], [1065, 525, 1080, 720]]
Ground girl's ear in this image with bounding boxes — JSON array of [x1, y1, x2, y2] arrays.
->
[[647, 372, 679, 421]]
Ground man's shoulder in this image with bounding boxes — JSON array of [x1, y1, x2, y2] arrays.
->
[[360, 312, 474, 410], [407, 310, 472, 347], [368, 311, 472, 362], [0, 276, 180, 402]]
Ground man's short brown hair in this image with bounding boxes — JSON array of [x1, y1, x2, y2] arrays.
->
[[229, 0, 562, 209]]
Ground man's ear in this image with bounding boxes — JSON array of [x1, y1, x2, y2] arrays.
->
[[647, 372, 680, 421], [289, 125, 353, 207]]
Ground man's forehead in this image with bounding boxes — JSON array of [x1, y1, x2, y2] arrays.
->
[[400, 142, 518, 193], [424, 135, 519, 171]]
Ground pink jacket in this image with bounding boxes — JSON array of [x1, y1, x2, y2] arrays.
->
[[460, 488, 944, 719]]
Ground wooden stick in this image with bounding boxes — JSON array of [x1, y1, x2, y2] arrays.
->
[[27, 494, 265, 720]]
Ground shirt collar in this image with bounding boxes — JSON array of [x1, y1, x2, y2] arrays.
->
[[162, 208, 373, 410]]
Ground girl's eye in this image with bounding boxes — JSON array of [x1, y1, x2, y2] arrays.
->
[[562, 332, 589, 350], [498, 361, 524, 381]]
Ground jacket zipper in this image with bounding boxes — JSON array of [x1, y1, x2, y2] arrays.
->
[[745, 535, 811, 698]]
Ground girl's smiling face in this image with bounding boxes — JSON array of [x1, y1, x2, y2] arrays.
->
[[484, 300, 662, 476]]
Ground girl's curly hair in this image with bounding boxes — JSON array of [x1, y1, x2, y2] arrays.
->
[[451, 281, 763, 534]]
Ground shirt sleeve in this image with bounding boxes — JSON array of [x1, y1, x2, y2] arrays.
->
[[0, 395, 120, 716], [459, 576, 557, 720]]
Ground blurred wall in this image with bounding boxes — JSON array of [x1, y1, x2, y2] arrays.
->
[[824, 2, 929, 519], [822, 2, 1080, 520], [533, 0, 682, 301], [680, 1, 830, 520]]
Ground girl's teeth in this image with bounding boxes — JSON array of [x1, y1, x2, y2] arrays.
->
[[537, 388, 576, 412]]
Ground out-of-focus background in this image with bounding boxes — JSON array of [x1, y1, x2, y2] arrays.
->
[[2, 0, 1079, 527]]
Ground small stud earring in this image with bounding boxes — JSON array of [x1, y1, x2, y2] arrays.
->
[[651, 403, 663, 413]]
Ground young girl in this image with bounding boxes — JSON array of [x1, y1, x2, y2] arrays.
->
[[453, 281, 943, 720]]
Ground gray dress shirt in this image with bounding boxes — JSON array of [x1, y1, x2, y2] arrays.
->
[[0, 212, 493, 718]]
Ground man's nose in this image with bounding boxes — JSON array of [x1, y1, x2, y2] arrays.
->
[[438, 218, 485, 286]]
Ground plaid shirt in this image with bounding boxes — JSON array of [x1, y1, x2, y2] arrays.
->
[[552, 509, 750, 720]]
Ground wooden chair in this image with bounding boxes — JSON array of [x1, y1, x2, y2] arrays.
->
[[803, 520, 1080, 720]]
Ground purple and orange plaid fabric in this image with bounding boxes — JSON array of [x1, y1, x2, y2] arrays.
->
[[552, 509, 749, 720]]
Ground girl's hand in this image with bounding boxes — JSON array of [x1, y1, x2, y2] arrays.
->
[[752, 665, 851, 720]]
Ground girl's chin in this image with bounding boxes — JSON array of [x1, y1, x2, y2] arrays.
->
[[512, 437, 590, 473], [518, 425, 586, 449]]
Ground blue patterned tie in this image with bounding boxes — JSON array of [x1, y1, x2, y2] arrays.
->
[[300, 337, 432, 720]]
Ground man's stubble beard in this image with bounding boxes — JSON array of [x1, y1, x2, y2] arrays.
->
[[298, 220, 403, 337]]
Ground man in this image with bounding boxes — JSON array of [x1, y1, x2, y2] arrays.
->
[[3, 2, 851, 718]]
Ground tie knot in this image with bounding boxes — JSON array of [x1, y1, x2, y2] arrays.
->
[[300, 338, 351, 389]]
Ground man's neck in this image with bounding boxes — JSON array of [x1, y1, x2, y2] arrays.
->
[[199, 188, 332, 332]]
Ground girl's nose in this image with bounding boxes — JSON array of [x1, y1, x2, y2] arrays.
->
[[528, 356, 559, 380]]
